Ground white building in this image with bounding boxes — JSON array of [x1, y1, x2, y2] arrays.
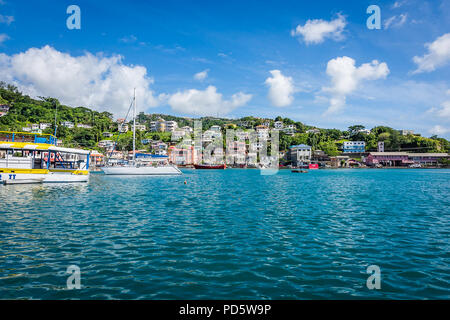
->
[[182, 126, 193, 133], [77, 124, 93, 129], [202, 130, 222, 143], [255, 125, 269, 140], [22, 126, 31, 132], [343, 141, 365, 153], [31, 124, 39, 130], [399, 129, 414, 136], [283, 124, 296, 135], [118, 124, 129, 133], [172, 129, 187, 141], [306, 128, 320, 134], [40, 123, 52, 130], [61, 121, 74, 129], [209, 125, 221, 132], [274, 121, 283, 130], [98, 140, 115, 150], [103, 132, 113, 138], [133, 124, 146, 132], [289, 144, 312, 166], [165, 121, 178, 132]]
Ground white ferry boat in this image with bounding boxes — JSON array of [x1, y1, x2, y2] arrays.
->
[[0, 131, 90, 184]]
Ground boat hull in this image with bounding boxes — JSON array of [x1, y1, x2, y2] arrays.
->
[[194, 164, 226, 169], [101, 165, 182, 175], [0, 172, 89, 183]]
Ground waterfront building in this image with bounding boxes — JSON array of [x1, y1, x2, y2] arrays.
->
[[365, 152, 411, 166], [90, 151, 105, 167], [312, 150, 330, 163], [343, 141, 365, 153], [288, 144, 312, 166], [226, 141, 246, 165], [330, 155, 350, 168], [61, 121, 74, 128], [168, 145, 198, 165], [407, 153, 449, 166]]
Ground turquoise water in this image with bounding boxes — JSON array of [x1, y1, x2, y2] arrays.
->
[[0, 169, 449, 299]]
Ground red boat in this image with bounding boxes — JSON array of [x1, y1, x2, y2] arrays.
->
[[194, 164, 226, 169]]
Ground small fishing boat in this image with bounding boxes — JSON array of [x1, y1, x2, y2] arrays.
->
[[291, 169, 308, 173], [194, 164, 226, 169]]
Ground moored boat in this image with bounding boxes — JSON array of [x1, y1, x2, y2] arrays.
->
[[101, 90, 182, 176], [0, 131, 90, 183]]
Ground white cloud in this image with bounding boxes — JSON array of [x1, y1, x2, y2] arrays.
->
[[392, 1, 406, 9], [323, 56, 389, 114], [168, 85, 252, 116], [384, 14, 408, 29], [429, 125, 449, 136], [264, 70, 294, 107], [413, 33, 450, 73], [194, 69, 209, 81], [291, 14, 346, 45], [0, 33, 9, 44], [119, 35, 137, 43], [0, 14, 14, 25], [0, 45, 160, 116], [427, 89, 450, 119]]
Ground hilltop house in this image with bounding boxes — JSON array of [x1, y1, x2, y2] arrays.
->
[[0, 104, 10, 117], [61, 121, 74, 128], [343, 141, 365, 153]]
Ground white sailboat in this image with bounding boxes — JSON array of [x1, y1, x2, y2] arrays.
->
[[101, 90, 182, 176]]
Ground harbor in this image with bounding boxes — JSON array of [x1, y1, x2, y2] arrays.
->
[[0, 168, 448, 299]]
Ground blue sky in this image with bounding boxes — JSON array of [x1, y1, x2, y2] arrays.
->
[[0, 0, 449, 137]]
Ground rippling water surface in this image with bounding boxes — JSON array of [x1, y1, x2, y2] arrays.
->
[[0, 169, 449, 299]]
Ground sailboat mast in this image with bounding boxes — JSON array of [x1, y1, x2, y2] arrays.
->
[[133, 88, 136, 164]]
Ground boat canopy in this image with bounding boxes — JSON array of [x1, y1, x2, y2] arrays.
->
[[0, 141, 89, 155]]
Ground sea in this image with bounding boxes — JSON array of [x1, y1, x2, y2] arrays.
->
[[0, 169, 449, 299]]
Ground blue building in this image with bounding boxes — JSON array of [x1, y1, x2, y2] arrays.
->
[[343, 141, 365, 153]]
